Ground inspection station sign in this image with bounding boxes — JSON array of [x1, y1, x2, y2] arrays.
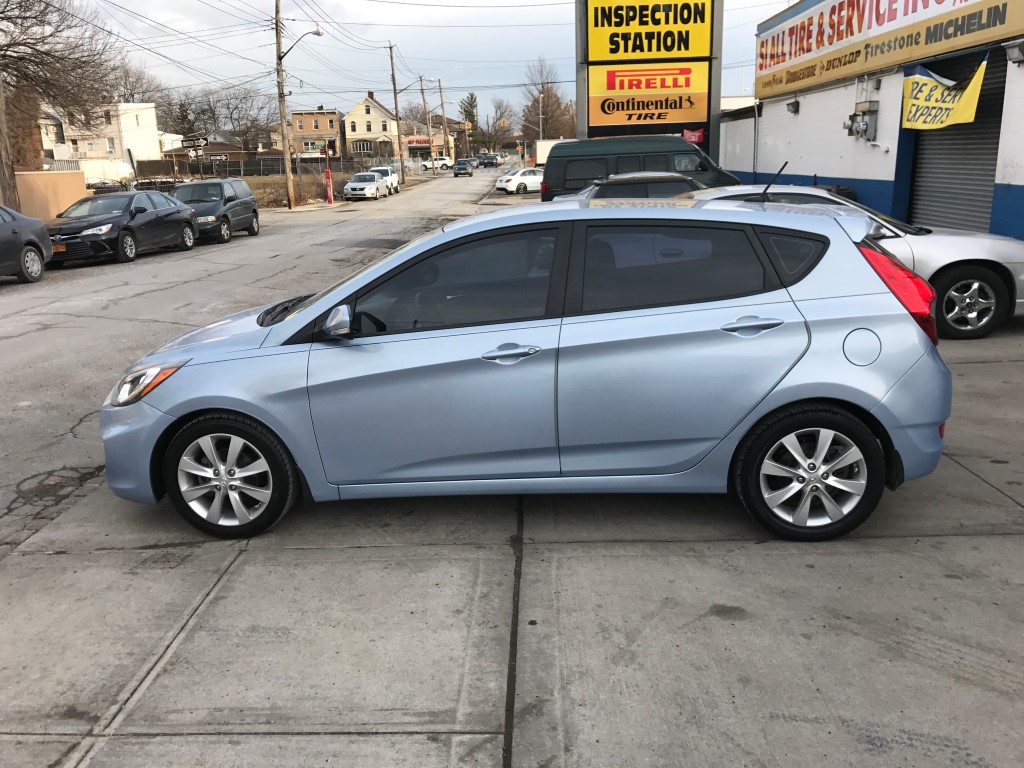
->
[[755, 0, 1024, 99], [583, 1, 716, 131]]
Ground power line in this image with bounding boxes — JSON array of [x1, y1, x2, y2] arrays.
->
[[285, 17, 574, 28], [354, 0, 571, 6]]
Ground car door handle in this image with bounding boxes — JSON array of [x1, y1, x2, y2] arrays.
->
[[720, 316, 784, 335], [481, 344, 542, 362]]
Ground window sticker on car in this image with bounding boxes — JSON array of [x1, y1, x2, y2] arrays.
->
[[588, 199, 699, 209]]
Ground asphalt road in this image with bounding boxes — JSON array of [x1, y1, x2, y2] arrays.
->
[[0, 167, 1021, 767]]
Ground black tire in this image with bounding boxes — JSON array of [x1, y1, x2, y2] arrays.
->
[[163, 413, 299, 539], [932, 264, 1008, 340], [440, 163, 449, 170], [177, 224, 195, 251], [246, 213, 259, 236], [115, 230, 137, 263], [15, 245, 44, 283], [217, 218, 232, 244], [516, 183, 527, 194], [733, 404, 885, 541]]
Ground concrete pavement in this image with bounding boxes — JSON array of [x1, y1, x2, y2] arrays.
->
[[0, 166, 1021, 767]]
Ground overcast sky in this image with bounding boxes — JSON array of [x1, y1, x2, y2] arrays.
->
[[95, 0, 797, 119]]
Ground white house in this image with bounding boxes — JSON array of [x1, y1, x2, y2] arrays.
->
[[343, 91, 399, 159], [55, 103, 162, 182]]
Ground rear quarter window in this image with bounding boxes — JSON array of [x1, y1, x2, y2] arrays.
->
[[756, 228, 829, 286]]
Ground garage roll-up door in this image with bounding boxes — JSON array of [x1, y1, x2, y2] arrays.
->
[[909, 48, 1007, 233]]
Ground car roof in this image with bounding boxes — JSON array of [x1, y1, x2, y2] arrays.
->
[[87, 192, 135, 198], [174, 178, 245, 186], [596, 172, 696, 184], [690, 185, 834, 198], [547, 135, 698, 158]]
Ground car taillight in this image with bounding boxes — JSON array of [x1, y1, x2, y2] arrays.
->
[[541, 182, 549, 194], [858, 242, 938, 346]]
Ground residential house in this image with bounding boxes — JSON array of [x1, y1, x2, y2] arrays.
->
[[343, 92, 399, 159], [57, 103, 162, 182], [289, 109, 343, 158]]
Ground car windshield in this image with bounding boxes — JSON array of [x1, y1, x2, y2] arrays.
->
[[352, 174, 376, 182], [172, 184, 222, 203], [59, 196, 129, 218], [369, 168, 389, 175]]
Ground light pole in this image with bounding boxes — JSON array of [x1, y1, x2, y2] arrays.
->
[[275, 5, 323, 209]]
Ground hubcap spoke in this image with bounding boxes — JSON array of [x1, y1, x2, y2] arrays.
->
[[224, 436, 244, 471], [236, 483, 271, 503], [206, 490, 225, 524], [791, 489, 813, 526], [765, 482, 802, 509], [761, 460, 802, 479], [810, 429, 835, 468], [179, 457, 215, 479], [182, 483, 216, 502], [780, 434, 807, 464], [825, 446, 863, 473], [197, 435, 219, 468], [228, 490, 251, 523], [233, 458, 269, 479], [818, 488, 846, 522], [823, 474, 866, 496]]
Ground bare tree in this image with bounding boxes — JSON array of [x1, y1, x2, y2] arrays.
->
[[400, 100, 429, 128], [476, 98, 517, 152], [114, 61, 166, 104], [0, 0, 117, 206], [520, 56, 574, 142], [523, 57, 561, 102], [223, 87, 276, 151]]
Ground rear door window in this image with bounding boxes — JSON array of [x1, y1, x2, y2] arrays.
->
[[616, 155, 641, 174], [579, 225, 774, 313], [643, 154, 669, 171], [564, 158, 607, 190]]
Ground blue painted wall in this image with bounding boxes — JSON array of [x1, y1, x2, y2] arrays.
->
[[991, 184, 1024, 240]]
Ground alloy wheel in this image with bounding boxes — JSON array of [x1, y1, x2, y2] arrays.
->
[[943, 279, 996, 332], [758, 428, 867, 527], [183, 227, 194, 247], [177, 433, 273, 526], [123, 236, 136, 259]]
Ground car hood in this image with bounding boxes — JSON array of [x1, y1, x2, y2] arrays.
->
[[47, 214, 122, 234], [140, 304, 273, 364], [186, 201, 224, 216]]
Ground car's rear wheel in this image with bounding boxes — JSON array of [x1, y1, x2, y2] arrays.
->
[[932, 265, 1008, 340], [516, 183, 527, 194], [15, 245, 44, 283], [116, 231, 137, 263], [217, 218, 232, 244], [164, 413, 298, 538], [246, 214, 259, 236], [733, 405, 885, 541], [177, 224, 195, 251]]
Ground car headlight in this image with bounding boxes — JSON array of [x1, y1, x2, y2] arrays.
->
[[195, 216, 216, 223], [106, 360, 188, 407], [81, 223, 113, 236]]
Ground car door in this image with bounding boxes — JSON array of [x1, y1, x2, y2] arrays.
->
[[525, 169, 543, 191], [0, 207, 20, 273], [556, 221, 809, 475], [144, 193, 176, 246], [307, 224, 569, 485], [128, 194, 161, 251], [228, 181, 252, 228]]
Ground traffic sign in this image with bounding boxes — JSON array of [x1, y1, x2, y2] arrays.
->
[[187, 148, 204, 159], [181, 137, 209, 149], [208, 154, 228, 161]]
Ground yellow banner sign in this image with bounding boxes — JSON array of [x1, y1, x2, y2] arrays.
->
[[902, 56, 986, 130], [755, 0, 1024, 99], [587, 0, 712, 61], [588, 62, 709, 126]]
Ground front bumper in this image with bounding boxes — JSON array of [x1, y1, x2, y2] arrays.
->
[[344, 189, 376, 198], [100, 400, 176, 503], [49, 234, 117, 261]]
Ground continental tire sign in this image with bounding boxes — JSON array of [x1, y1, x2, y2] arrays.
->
[[755, 0, 1024, 98], [588, 1, 712, 60], [588, 62, 710, 126]]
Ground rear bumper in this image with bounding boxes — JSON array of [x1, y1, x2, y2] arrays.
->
[[870, 345, 952, 482]]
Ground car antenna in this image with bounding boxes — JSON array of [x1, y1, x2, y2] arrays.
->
[[760, 161, 788, 202]]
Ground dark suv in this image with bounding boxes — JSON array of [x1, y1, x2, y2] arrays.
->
[[553, 172, 706, 201], [171, 178, 259, 243]]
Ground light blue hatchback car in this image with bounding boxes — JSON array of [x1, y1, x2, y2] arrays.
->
[[101, 200, 952, 541]]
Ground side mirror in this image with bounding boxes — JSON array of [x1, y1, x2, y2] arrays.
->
[[696, 161, 709, 172], [225, 195, 237, 203], [324, 305, 352, 338], [131, 206, 147, 216]]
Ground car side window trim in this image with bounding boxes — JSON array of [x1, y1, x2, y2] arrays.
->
[[308, 222, 573, 342], [563, 220, 782, 317]]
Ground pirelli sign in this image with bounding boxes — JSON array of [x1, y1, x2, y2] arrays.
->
[[582, 1, 717, 132]]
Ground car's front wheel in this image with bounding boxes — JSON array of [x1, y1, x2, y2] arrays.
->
[[733, 405, 885, 541], [163, 413, 299, 538], [932, 265, 1008, 340], [177, 224, 195, 251], [116, 231, 137, 263], [15, 245, 44, 283]]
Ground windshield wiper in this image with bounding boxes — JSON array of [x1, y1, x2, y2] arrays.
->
[[259, 294, 314, 326]]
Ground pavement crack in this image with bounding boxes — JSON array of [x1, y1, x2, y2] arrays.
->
[[501, 495, 525, 768], [944, 453, 1024, 509]]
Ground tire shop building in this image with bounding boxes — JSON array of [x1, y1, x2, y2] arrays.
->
[[720, 0, 1024, 240]]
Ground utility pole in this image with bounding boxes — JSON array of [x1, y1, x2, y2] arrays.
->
[[388, 44, 406, 185], [419, 76, 435, 176], [438, 79, 451, 163], [0, 82, 20, 210], [275, 0, 296, 209], [539, 84, 544, 141]]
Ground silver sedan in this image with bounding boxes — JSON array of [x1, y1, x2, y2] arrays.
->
[[343, 172, 389, 201], [690, 185, 1024, 339]]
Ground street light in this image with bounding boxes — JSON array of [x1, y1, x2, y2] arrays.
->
[[275, 10, 324, 209]]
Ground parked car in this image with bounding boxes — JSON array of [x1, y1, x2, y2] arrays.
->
[[343, 172, 389, 201], [466, 157, 481, 169], [368, 166, 400, 195], [541, 135, 740, 201], [689, 184, 1024, 339], [553, 172, 706, 201], [480, 154, 499, 168], [0, 205, 52, 283], [47, 192, 196, 264], [421, 156, 452, 171], [100, 199, 950, 542], [171, 178, 259, 244], [453, 160, 473, 177], [495, 168, 543, 194]]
